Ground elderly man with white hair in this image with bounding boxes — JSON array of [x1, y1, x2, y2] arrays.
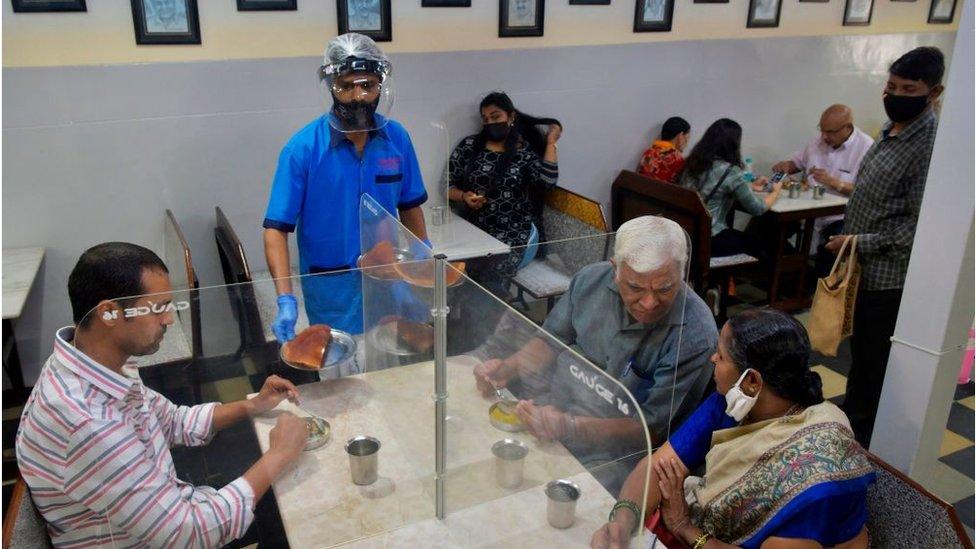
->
[[473, 216, 717, 449]]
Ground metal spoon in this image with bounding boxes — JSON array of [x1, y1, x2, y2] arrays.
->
[[494, 386, 519, 413]]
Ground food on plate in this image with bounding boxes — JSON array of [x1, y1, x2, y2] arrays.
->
[[358, 241, 399, 279], [393, 261, 466, 288], [395, 319, 434, 353], [489, 402, 522, 427], [282, 324, 333, 370]]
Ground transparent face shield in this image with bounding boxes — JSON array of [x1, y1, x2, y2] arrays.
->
[[320, 59, 394, 133]]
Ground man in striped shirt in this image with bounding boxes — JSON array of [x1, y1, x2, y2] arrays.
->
[[16, 242, 308, 548]]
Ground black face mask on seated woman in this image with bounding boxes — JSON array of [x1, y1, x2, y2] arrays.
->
[[482, 121, 512, 142]]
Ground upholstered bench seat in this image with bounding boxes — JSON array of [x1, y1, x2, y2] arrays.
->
[[512, 258, 572, 299], [709, 253, 759, 269]]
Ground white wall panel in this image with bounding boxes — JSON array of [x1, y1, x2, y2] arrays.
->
[[2, 32, 956, 382]]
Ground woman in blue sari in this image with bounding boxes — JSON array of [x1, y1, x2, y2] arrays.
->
[[591, 309, 875, 549]]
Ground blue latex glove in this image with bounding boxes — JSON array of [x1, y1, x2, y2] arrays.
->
[[421, 238, 433, 249], [273, 293, 298, 344]]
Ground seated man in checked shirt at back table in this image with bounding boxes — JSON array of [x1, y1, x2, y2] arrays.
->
[[16, 242, 308, 548]]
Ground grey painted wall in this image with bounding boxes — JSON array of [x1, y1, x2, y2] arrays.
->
[[2, 32, 956, 384]]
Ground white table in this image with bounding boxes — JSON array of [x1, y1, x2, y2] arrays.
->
[[768, 188, 848, 213], [3, 247, 44, 394], [425, 206, 511, 261], [3, 247, 44, 320], [761, 189, 849, 310], [250, 356, 622, 548]]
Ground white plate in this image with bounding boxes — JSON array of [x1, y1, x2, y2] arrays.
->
[[304, 416, 332, 451], [366, 320, 433, 357]]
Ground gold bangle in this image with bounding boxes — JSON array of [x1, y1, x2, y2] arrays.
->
[[692, 532, 712, 549]]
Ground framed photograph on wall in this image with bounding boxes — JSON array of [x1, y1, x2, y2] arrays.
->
[[337, 0, 391, 41], [11, 0, 86, 11], [422, 0, 471, 6], [842, 0, 872, 25], [237, 0, 296, 10], [747, 0, 781, 27], [130, 0, 201, 45], [928, 0, 956, 22], [634, 0, 674, 31], [499, 0, 545, 37]]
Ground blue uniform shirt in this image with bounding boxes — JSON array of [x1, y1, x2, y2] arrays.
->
[[263, 114, 428, 333]]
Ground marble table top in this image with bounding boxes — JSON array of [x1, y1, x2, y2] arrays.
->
[[767, 188, 848, 214], [250, 356, 627, 548], [3, 247, 44, 320], [424, 206, 511, 261]]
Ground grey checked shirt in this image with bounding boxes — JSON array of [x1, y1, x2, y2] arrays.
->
[[844, 109, 939, 291], [539, 262, 717, 444]]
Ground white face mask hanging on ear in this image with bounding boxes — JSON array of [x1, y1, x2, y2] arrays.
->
[[724, 368, 760, 422]]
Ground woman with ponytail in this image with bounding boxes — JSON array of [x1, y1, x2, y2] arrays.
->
[[448, 91, 562, 292], [592, 309, 875, 549]]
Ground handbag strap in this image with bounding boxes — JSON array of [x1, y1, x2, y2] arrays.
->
[[828, 235, 857, 287], [699, 165, 734, 206]]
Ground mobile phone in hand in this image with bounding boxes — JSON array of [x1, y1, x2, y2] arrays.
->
[[766, 171, 787, 191]]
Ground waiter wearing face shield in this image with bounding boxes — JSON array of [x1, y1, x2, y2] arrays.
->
[[263, 33, 429, 342]]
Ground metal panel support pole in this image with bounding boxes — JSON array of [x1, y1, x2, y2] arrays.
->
[[433, 254, 449, 519]]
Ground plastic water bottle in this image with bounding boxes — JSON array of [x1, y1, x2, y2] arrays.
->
[[743, 157, 756, 183]]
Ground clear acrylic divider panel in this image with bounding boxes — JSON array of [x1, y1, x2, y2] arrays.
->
[[426, 223, 699, 547], [398, 116, 457, 249], [88, 270, 440, 547], [89, 214, 699, 547], [502, 227, 701, 448]]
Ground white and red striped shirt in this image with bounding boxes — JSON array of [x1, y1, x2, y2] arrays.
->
[[15, 327, 255, 548]]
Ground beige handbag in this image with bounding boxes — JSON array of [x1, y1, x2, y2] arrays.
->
[[808, 236, 860, 357]]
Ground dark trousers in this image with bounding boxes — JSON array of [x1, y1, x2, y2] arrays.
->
[[814, 220, 846, 279], [841, 287, 903, 448], [711, 228, 762, 258]]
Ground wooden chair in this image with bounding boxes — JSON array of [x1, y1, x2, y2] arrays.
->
[[213, 207, 308, 347], [215, 207, 266, 357], [2, 476, 52, 549], [864, 451, 973, 548], [611, 170, 758, 320], [131, 210, 202, 400], [511, 186, 611, 312], [162, 209, 202, 359]]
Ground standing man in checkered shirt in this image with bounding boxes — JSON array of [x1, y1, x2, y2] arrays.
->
[[825, 46, 945, 447]]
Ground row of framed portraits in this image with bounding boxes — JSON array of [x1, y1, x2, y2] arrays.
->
[[749, 0, 958, 27], [11, 0, 960, 45]]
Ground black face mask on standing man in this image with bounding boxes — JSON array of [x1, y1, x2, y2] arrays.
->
[[883, 92, 930, 124], [332, 97, 380, 131]]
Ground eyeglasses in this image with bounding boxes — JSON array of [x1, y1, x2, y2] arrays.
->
[[817, 124, 851, 135], [332, 79, 382, 96]]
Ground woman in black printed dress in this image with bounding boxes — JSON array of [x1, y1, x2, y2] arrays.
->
[[448, 92, 561, 294]]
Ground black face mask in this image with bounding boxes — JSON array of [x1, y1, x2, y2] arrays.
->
[[883, 93, 930, 123], [483, 122, 511, 142], [332, 97, 379, 130]]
